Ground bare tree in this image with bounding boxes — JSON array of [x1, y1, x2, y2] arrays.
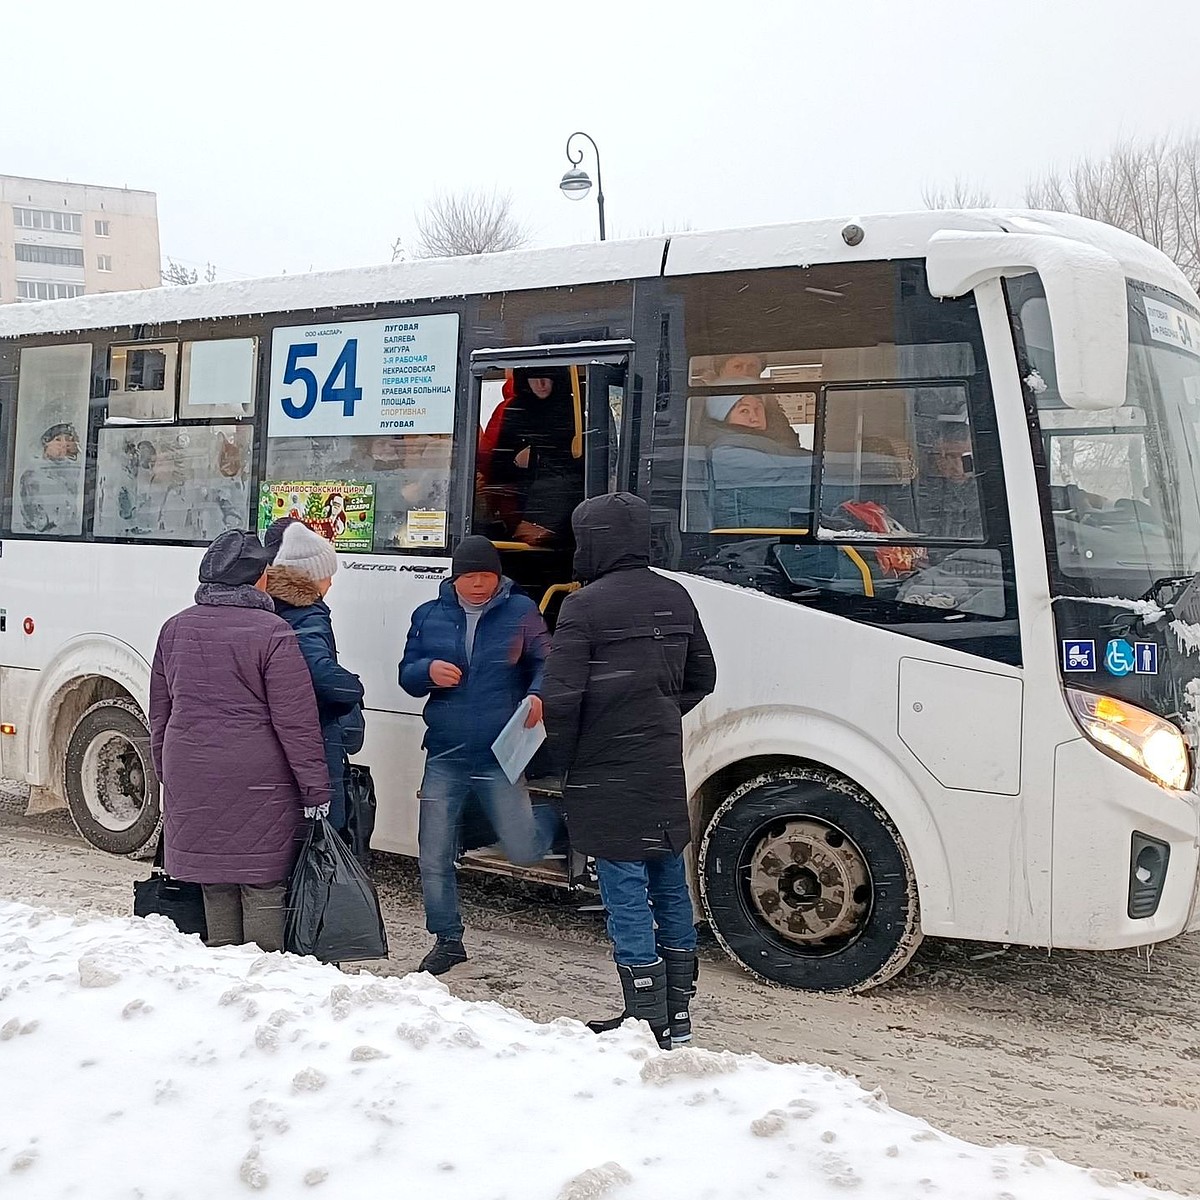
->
[[922, 179, 994, 210], [162, 258, 198, 286], [412, 189, 532, 258], [161, 259, 217, 286], [1025, 134, 1200, 290]]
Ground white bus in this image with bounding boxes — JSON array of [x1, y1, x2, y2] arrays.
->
[[2, 209, 1198, 992]]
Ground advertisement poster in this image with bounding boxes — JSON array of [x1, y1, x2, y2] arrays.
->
[[257, 481, 375, 552], [267, 313, 460, 439]]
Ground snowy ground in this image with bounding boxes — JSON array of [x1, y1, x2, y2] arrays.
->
[[1, 897, 1190, 1200], [2, 787, 1199, 1196]]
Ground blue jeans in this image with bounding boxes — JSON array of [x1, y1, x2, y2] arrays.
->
[[418, 757, 552, 941], [594, 854, 697, 966]]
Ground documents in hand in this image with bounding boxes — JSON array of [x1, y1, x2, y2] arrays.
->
[[491, 696, 547, 784]]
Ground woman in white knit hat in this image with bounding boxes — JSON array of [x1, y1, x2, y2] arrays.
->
[[265, 521, 365, 831]]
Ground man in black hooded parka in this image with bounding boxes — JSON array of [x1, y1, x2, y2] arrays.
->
[[542, 492, 717, 1049]]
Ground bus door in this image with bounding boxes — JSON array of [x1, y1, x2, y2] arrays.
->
[[469, 342, 631, 626]]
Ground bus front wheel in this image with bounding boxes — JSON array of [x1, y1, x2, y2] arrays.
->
[[699, 767, 921, 993], [64, 699, 160, 856]]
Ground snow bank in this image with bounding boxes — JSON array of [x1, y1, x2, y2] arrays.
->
[[0, 901, 1182, 1199]]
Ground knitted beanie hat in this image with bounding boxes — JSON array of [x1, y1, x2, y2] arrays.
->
[[451, 535, 502, 579], [272, 521, 338, 582]]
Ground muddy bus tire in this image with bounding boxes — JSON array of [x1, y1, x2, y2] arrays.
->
[[64, 698, 160, 857], [699, 766, 921, 993]]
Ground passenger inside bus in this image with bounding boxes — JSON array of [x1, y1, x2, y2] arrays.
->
[[693, 383, 813, 530], [19, 421, 82, 535], [484, 367, 583, 548]]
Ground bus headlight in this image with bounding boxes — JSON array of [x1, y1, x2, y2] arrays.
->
[[1066, 689, 1191, 791]]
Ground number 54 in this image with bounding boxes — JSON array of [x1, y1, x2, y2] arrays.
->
[[280, 340, 362, 419]]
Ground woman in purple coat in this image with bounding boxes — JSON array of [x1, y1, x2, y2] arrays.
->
[[149, 529, 331, 951]]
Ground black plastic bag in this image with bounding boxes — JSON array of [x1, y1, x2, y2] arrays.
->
[[285, 817, 388, 963], [133, 837, 207, 938], [343, 762, 377, 870]]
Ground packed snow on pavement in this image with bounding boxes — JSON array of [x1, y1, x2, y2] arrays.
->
[[1, 899, 1189, 1200]]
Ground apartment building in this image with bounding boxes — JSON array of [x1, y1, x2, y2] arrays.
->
[[0, 174, 160, 304]]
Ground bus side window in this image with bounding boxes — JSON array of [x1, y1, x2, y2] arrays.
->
[[10, 344, 92, 538]]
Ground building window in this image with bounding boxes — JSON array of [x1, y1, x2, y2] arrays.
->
[[97, 255, 112, 272], [95, 219, 111, 237], [16, 280, 86, 302], [14, 244, 85, 268], [12, 207, 82, 234]]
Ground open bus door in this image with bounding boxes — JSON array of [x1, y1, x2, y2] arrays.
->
[[464, 343, 632, 888], [469, 342, 631, 623]]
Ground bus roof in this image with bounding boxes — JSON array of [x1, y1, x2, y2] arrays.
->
[[1, 208, 1194, 339]]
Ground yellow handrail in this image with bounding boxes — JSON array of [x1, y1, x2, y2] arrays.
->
[[569, 365, 583, 460], [839, 546, 875, 598], [538, 581, 581, 613]]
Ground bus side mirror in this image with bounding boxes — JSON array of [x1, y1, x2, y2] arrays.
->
[[926, 229, 1128, 410]]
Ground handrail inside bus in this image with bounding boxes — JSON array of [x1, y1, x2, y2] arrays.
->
[[538, 582, 581, 613], [569, 366, 583, 460], [838, 546, 875, 597]]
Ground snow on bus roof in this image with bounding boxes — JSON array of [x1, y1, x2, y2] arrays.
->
[[0, 209, 1192, 340]]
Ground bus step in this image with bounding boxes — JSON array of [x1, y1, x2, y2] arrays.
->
[[459, 848, 570, 888]]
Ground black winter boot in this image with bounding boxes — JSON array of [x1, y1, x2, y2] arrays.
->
[[587, 960, 672, 1049], [661, 947, 699, 1047], [418, 938, 467, 976]]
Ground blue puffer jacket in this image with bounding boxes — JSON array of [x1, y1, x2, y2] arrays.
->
[[400, 576, 549, 765], [267, 568, 365, 828]]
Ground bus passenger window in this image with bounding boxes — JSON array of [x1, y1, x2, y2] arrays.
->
[[180, 338, 258, 418], [108, 343, 177, 422], [93, 425, 254, 541], [263, 433, 452, 552], [11, 344, 92, 538]]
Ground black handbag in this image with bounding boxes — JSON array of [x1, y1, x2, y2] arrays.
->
[[343, 762, 377, 870], [133, 835, 208, 938]]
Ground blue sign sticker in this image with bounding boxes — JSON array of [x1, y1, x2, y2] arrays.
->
[[1062, 640, 1096, 672], [1104, 638, 1136, 677], [1135, 642, 1159, 675]]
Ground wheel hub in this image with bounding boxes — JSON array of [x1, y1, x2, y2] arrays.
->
[[81, 733, 146, 832], [747, 818, 871, 944]]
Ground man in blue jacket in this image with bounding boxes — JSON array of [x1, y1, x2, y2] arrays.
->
[[400, 536, 550, 975]]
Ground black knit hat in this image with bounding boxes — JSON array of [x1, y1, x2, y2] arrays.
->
[[198, 530, 271, 586], [263, 516, 301, 563], [451, 535, 502, 579]]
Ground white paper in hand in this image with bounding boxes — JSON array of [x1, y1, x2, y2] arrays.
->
[[491, 696, 547, 785]]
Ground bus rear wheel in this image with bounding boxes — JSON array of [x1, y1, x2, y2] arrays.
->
[[699, 767, 921, 993], [64, 699, 160, 856]]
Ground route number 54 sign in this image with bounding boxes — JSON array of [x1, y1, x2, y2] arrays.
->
[[266, 313, 459, 439]]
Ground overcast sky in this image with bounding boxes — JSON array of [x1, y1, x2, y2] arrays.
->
[[6, 0, 1199, 281]]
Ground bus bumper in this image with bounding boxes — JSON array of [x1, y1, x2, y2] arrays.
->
[[1052, 737, 1200, 949]]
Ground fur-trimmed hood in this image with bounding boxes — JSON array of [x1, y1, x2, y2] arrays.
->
[[265, 566, 323, 608]]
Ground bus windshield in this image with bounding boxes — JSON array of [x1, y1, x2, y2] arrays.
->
[[1015, 278, 1200, 599]]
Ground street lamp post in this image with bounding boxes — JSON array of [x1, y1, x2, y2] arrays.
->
[[559, 131, 606, 242]]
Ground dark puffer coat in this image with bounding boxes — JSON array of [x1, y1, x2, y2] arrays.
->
[[149, 585, 331, 885], [542, 493, 717, 860], [399, 576, 549, 766], [266, 567, 365, 830], [486, 367, 583, 541]]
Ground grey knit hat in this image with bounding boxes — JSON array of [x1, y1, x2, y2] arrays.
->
[[273, 521, 338, 581]]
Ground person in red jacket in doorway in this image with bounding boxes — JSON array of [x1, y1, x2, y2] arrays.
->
[[542, 493, 717, 1049]]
